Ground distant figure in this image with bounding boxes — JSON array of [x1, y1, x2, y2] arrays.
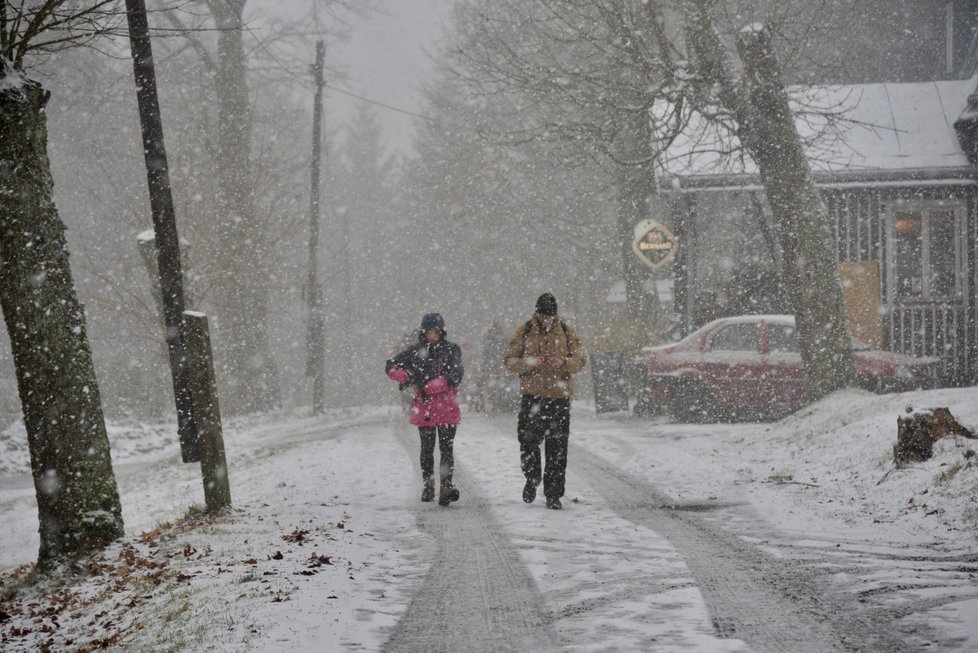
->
[[483, 322, 506, 366], [482, 322, 511, 411], [385, 313, 464, 506], [503, 293, 586, 510]]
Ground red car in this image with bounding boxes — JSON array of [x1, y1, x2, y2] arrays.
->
[[644, 315, 941, 421]]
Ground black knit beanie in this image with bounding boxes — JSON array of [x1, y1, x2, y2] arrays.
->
[[420, 312, 445, 333], [535, 293, 558, 316]]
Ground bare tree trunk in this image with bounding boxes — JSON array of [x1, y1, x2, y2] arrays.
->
[[683, 2, 857, 399], [736, 26, 857, 398], [208, 0, 280, 413], [613, 107, 658, 320], [0, 76, 124, 566], [306, 40, 326, 414]]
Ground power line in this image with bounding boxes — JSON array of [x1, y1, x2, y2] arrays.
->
[[324, 82, 436, 122], [230, 15, 437, 125]]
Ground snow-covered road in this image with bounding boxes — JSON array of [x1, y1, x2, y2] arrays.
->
[[1, 389, 977, 651], [385, 416, 736, 652], [390, 413, 975, 652]]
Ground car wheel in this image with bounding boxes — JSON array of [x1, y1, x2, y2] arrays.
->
[[668, 380, 713, 423], [857, 375, 885, 394], [632, 386, 658, 417]]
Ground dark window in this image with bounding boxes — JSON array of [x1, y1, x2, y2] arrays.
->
[[930, 209, 956, 297], [767, 324, 800, 353], [893, 206, 958, 300], [709, 324, 760, 351], [895, 211, 923, 296]]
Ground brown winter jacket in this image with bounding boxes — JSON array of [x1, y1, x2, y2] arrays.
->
[[503, 317, 587, 399]]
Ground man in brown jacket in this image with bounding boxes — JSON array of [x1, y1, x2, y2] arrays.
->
[[503, 293, 587, 509]]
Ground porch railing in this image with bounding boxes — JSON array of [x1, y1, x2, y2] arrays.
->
[[883, 303, 974, 385]]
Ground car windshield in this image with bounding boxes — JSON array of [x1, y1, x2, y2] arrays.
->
[[710, 324, 760, 351], [767, 322, 873, 353]]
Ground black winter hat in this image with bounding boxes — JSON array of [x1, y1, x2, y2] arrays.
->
[[420, 312, 445, 333], [535, 293, 558, 316]]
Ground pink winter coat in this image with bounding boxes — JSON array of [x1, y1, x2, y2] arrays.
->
[[386, 339, 463, 427], [406, 377, 462, 427]]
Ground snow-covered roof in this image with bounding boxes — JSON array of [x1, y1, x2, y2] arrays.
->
[[658, 75, 978, 186]]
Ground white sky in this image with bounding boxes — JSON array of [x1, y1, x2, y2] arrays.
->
[[328, 0, 455, 156]]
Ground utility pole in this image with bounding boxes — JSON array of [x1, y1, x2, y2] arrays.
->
[[306, 40, 327, 415], [125, 0, 198, 461], [338, 206, 353, 407]]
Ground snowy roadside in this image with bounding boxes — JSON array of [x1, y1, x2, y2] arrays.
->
[[1, 407, 423, 652], [572, 386, 978, 649], [1, 387, 976, 651], [579, 387, 978, 550]]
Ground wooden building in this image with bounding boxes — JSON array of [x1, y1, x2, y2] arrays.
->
[[661, 76, 978, 385]]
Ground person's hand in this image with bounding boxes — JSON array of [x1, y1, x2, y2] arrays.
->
[[388, 367, 410, 384], [539, 356, 564, 369], [424, 376, 449, 395]]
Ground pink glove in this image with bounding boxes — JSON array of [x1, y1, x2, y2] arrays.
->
[[388, 367, 410, 384], [424, 376, 449, 395], [539, 356, 564, 369]]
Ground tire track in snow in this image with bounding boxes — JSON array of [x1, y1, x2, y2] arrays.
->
[[382, 422, 563, 653], [573, 450, 917, 652], [760, 535, 978, 649]]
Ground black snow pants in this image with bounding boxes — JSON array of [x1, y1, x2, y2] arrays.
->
[[418, 425, 457, 485], [517, 396, 570, 500]]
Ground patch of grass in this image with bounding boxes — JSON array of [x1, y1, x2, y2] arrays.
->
[[183, 504, 210, 522], [934, 462, 964, 485], [962, 505, 978, 539], [236, 572, 260, 583], [123, 585, 205, 652], [0, 563, 35, 601]]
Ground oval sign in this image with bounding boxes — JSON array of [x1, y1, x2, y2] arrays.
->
[[632, 219, 678, 269]]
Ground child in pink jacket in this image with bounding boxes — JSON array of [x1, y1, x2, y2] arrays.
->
[[385, 313, 464, 506]]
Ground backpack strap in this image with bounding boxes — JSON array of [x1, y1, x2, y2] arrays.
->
[[521, 319, 570, 355], [520, 320, 532, 356]]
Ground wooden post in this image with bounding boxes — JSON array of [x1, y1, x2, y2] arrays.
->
[[125, 0, 198, 461], [184, 312, 231, 512], [672, 193, 697, 334]]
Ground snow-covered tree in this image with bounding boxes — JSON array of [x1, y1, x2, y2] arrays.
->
[[682, 0, 857, 398], [427, 0, 859, 399], [322, 103, 399, 406], [403, 62, 620, 338], [153, 0, 366, 414], [442, 0, 685, 320]]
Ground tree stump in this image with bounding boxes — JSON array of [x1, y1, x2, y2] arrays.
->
[[894, 407, 975, 466]]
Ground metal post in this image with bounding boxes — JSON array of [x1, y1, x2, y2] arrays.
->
[[125, 0, 198, 460], [306, 40, 326, 414]]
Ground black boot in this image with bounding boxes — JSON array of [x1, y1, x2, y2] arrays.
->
[[523, 479, 538, 504], [439, 482, 460, 506], [421, 478, 435, 502]]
